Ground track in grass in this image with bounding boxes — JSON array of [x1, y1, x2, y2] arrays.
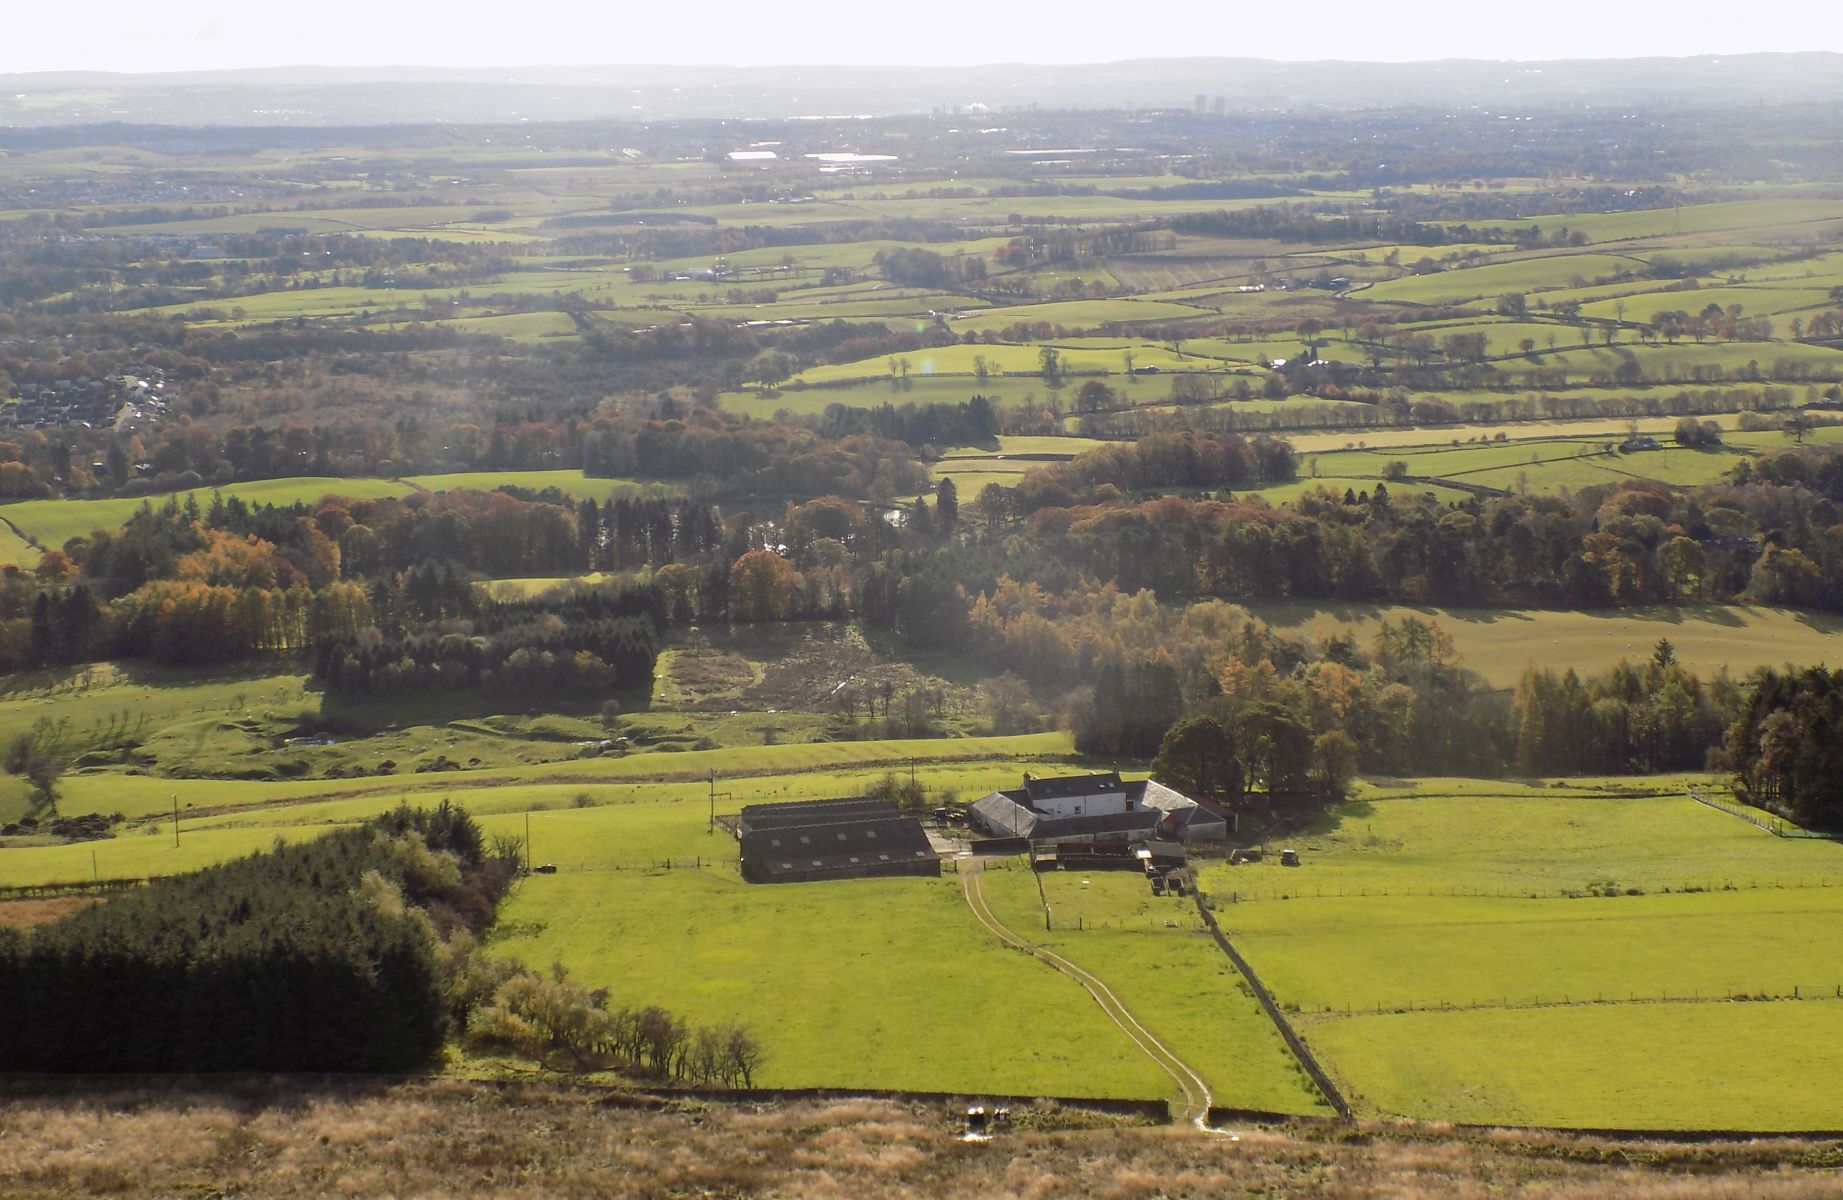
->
[[960, 859, 1213, 1124]]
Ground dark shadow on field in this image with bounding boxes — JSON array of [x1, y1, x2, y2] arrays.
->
[[1245, 600, 1536, 629], [1570, 604, 1745, 628], [1301, 798, 1378, 837], [1790, 609, 1843, 636]]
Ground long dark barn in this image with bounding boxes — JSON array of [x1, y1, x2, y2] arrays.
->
[[738, 798, 939, 884]]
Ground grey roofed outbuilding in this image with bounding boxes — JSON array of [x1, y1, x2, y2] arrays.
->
[[969, 775, 1227, 844], [1024, 772, 1128, 804], [738, 798, 939, 884], [737, 797, 900, 836]]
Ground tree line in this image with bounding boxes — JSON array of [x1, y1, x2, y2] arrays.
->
[[0, 802, 508, 1072], [0, 802, 766, 1082], [1728, 666, 1843, 830]]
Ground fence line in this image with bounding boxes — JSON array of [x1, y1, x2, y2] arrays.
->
[[547, 858, 732, 874], [1211, 876, 1843, 904], [0, 877, 154, 901], [1048, 913, 1204, 933], [1192, 889, 1351, 1118], [1308, 983, 1843, 1017], [1687, 787, 1842, 841]]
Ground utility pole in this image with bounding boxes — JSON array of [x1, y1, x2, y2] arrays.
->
[[708, 770, 716, 833], [524, 810, 532, 875], [171, 793, 179, 848]]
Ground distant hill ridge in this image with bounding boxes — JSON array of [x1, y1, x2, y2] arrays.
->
[[4, 54, 1842, 126]]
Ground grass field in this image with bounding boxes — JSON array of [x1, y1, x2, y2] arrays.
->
[[400, 471, 672, 501], [1311, 1001, 1843, 1130], [1358, 254, 1642, 306], [1203, 783, 1843, 1128], [0, 727, 1087, 894], [947, 299, 1215, 333], [428, 311, 582, 342], [976, 865, 1329, 1113], [1578, 286, 1838, 334], [792, 340, 1207, 386], [1477, 198, 1843, 245], [10, 639, 1843, 1122], [0, 518, 42, 568], [1277, 413, 1747, 454], [1, 478, 415, 551], [1239, 477, 1483, 506], [487, 863, 1174, 1097], [1288, 425, 1843, 498], [0, 473, 679, 551], [1243, 602, 1841, 688]]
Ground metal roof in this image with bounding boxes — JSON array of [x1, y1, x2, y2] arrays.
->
[[1023, 771, 1125, 803], [738, 797, 900, 835], [738, 802, 938, 883]]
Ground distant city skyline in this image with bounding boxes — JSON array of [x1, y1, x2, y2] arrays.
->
[[5, 0, 1838, 76]]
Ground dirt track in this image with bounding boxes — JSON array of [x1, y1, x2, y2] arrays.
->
[[959, 859, 1213, 1124]]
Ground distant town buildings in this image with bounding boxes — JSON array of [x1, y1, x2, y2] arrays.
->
[[0, 370, 171, 433]]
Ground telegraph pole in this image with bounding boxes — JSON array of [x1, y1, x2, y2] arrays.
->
[[171, 794, 179, 847], [708, 770, 716, 833]]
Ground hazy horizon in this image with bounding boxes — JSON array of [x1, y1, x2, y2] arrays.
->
[[6, 0, 1841, 76]]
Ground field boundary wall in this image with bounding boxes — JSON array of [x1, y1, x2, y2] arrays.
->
[[1194, 889, 1352, 1118], [1689, 787, 1843, 841]]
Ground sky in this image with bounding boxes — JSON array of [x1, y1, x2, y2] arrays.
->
[[5, 0, 1840, 74]]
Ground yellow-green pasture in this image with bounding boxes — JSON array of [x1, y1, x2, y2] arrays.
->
[[1204, 784, 1843, 1128], [1242, 601, 1841, 690], [2, 478, 416, 552]]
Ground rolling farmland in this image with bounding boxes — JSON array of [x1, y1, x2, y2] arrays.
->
[[1203, 782, 1843, 1128]]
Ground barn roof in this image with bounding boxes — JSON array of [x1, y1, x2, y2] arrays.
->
[[738, 798, 937, 883], [970, 777, 1223, 842], [738, 797, 900, 835], [1023, 771, 1125, 803], [1028, 808, 1163, 841]]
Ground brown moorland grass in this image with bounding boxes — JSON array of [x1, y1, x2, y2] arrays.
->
[[0, 1079, 1839, 1198], [0, 898, 97, 930]]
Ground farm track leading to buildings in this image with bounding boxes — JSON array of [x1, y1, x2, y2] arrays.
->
[[959, 859, 1214, 1124]]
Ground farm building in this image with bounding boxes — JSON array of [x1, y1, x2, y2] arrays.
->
[[738, 798, 939, 884], [968, 772, 1228, 845]]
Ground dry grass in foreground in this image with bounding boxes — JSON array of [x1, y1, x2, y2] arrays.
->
[[0, 1078, 1838, 1198]]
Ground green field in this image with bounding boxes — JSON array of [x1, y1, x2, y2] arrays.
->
[[948, 298, 1215, 333], [0, 517, 42, 568], [1311, 1001, 1843, 1130], [488, 864, 1173, 1097], [977, 866, 1328, 1113], [1358, 254, 1643, 306], [1243, 602, 1842, 689], [401, 471, 672, 501], [10, 642, 1843, 1122], [1286, 424, 1843, 498], [1, 478, 415, 551], [1278, 413, 1744, 454], [0, 473, 681, 553], [1477, 198, 1843, 245], [792, 340, 1208, 386], [1203, 783, 1843, 1128]]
